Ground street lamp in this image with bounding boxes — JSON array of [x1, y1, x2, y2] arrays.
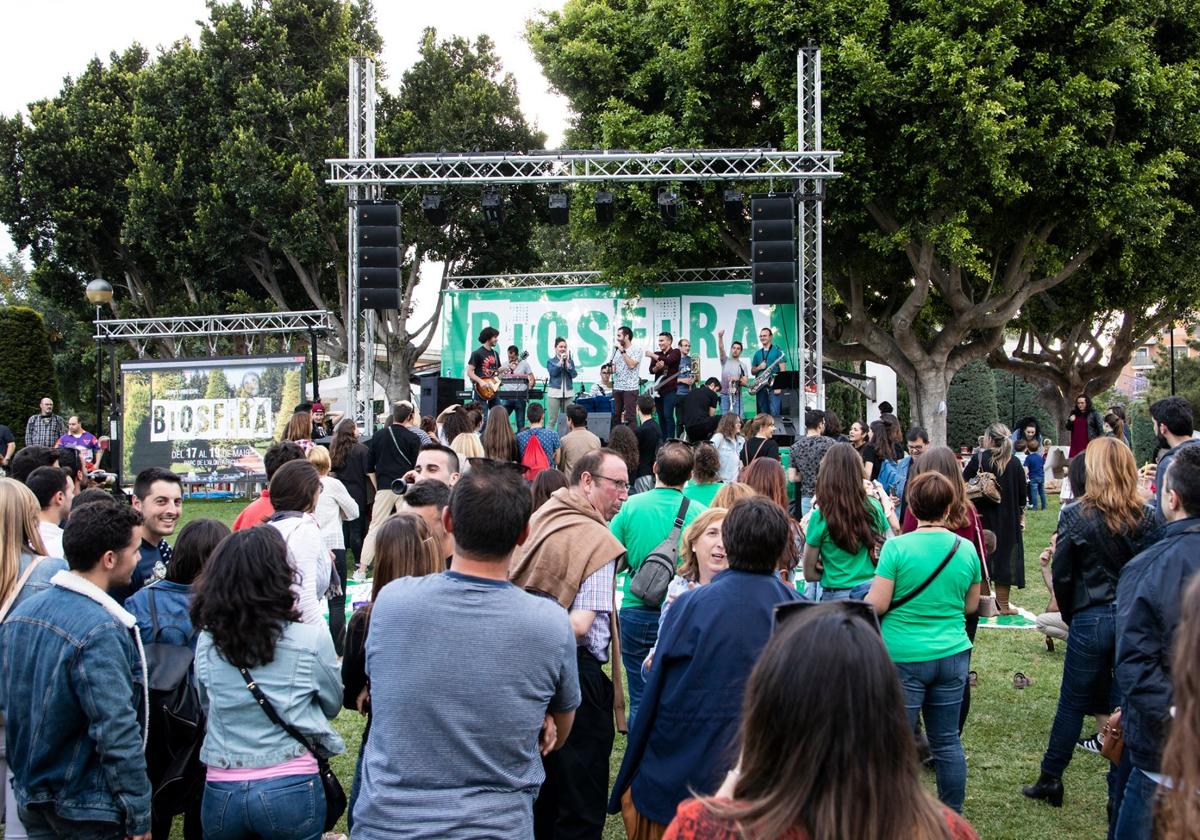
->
[[85, 279, 113, 433]]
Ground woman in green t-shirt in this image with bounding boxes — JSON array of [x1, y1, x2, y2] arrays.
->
[[802, 443, 894, 600], [683, 443, 723, 507], [865, 472, 982, 814]]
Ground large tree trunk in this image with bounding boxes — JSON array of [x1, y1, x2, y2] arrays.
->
[[905, 367, 952, 447]]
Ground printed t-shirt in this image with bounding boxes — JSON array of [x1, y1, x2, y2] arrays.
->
[[875, 530, 982, 663], [806, 496, 888, 590]]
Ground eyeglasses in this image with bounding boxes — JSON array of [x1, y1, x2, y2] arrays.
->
[[591, 474, 630, 492]]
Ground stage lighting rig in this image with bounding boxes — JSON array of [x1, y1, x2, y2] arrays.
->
[[548, 192, 569, 225], [421, 192, 448, 226], [657, 187, 679, 222], [594, 191, 615, 225], [481, 188, 504, 224]]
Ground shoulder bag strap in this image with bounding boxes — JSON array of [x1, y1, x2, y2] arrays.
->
[[387, 426, 413, 468], [239, 667, 324, 759], [667, 497, 691, 541], [0, 556, 45, 623], [891, 537, 962, 612]]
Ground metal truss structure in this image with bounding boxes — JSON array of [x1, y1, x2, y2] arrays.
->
[[797, 47, 826, 408], [328, 148, 840, 187], [333, 49, 839, 421], [447, 266, 751, 290], [95, 310, 336, 356]]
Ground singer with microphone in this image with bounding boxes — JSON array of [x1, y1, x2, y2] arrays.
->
[[545, 336, 577, 430], [610, 325, 641, 426]]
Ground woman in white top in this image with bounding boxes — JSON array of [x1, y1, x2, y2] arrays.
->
[[307, 447, 358, 655], [709, 413, 745, 483], [265, 460, 332, 629]]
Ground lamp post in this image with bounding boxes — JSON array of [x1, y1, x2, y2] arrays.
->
[[85, 279, 113, 432]]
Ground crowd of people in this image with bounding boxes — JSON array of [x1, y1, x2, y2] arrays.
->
[[0, 387, 1199, 840]]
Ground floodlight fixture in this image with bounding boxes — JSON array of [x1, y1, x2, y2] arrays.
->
[[548, 192, 569, 225], [594, 191, 615, 225], [421, 192, 448, 225]]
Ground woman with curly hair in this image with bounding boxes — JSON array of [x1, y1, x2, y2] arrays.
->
[[685, 443, 724, 506], [607, 425, 642, 492], [191, 527, 344, 839], [709, 413, 744, 483]]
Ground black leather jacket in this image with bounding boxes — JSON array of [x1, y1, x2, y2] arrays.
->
[[1066, 408, 1105, 442], [1052, 501, 1156, 624]]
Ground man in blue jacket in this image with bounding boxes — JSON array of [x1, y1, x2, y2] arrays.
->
[[0, 502, 151, 840], [1114, 444, 1200, 838], [608, 496, 804, 835]]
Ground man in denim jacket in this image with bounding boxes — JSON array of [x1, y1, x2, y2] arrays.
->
[[0, 502, 151, 840]]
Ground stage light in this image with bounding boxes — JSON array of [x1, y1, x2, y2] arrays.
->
[[594, 191, 615, 225], [657, 187, 679, 222], [421, 193, 448, 226], [481, 188, 504, 224], [548, 192, 569, 225], [723, 189, 744, 221]]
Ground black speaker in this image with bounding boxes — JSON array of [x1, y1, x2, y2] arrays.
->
[[419, 375, 462, 419], [356, 200, 402, 310], [750, 196, 796, 305]]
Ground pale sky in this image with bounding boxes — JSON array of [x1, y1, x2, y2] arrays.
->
[[0, 0, 571, 339]]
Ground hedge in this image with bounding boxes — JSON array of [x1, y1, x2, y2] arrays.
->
[[947, 360, 999, 450]]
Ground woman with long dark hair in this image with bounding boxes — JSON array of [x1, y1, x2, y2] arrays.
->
[[266, 460, 332, 627], [342, 514, 441, 831], [963, 423, 1026, 613], [607, 425, 642, 491], [822, 409, 848, 442], [329, 418, 372, 577], [1066, 394, 1104, 458], [191, 528, 344, 840], [867, 473, 982, 812], [803, 443, 890, 601], [1023, 437, 1155, 808], [531, 468, 569, 512], [861, 419, 895, 481], [662, 606, 978, 839], [482, 406, 519, 462], [740, 457, 801, 575]]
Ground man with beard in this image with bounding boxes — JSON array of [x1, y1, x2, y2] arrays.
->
[[1146, 396, 1197, 524], [510, 449, 630, 840], [109, 467, 183, 601]]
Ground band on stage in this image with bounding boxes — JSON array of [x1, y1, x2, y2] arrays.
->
[[462, 324, 787, 442]]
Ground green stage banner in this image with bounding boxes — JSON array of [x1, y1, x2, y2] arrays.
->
[[441, 281, 797, 387]]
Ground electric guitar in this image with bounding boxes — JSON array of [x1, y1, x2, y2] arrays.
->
[[476, 351, 528, 400], [748, 353, 786, 394], [649, 357, 701, 398]]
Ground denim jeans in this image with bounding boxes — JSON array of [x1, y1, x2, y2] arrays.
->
[[896, 650, 971, 812], [1041, 602, 1117, 778], [619, 606, 661, 727], [501, 399, 527, 430], [820, 581, 873, 602], [719, 393, 743, 417], [1113, 767, 1157, 840], [202, 774, 326, 840], [655, 392, 678, 440], [800, 496, 814, 517], [18, 806, 122, 840], [755, 389, 781, 419], [1028, 480, 1046, 510]]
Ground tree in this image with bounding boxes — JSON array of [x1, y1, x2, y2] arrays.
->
[[530, 0, 1200, 443], [0, 307, 60, 446], [1147, 343, 1200, 423], [372, 28, 547, 399], [946, 360, 998, 451], [993, 369, 1054, 442]]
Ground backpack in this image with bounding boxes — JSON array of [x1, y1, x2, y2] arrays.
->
[[629, 496, 690, 607], [521, 432, 552, 480], [142, 589, 206, 816], [878, 459, 900, 496]]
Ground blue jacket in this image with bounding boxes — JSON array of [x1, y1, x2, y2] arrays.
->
[[0, 571, 150, 835], [608, 569, 803, 823], [1115, 517, 1200, 771], [195, 621, 344, 769], [124, 579, 196, 649], [10, 551, 69, 612], [546, 354, 578, 391]]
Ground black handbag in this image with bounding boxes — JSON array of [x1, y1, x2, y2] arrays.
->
[[238, 668, 346, 831]]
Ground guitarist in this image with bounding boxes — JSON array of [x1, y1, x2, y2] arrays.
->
[[751, 327, 786, 419], [467, 327, 502, 414], [501, 344, 536, 431], [646, 331, 682, 439]]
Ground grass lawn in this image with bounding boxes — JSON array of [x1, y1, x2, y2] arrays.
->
[[157, 495, 1107, 838]]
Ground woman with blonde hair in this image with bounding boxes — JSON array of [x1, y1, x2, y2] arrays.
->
[[0, 478, 68, 839], [963, 423, 1027, 613], [644, 508, 729, 672], [450, 431, 485, 473], [341, 513, 441, 830], [1023, 436, 1155, 807], [712, 481, 756, 509]]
